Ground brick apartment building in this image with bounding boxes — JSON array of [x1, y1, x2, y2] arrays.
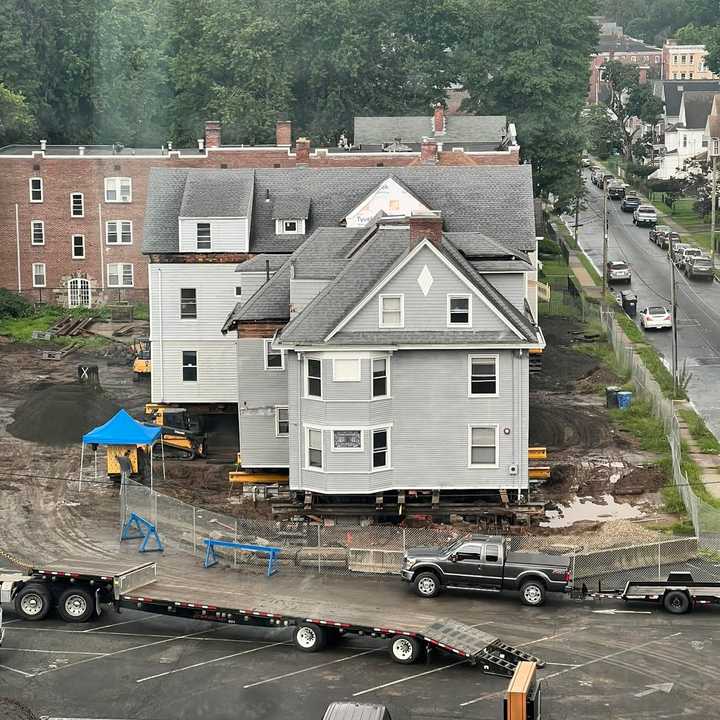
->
[[0, 106, 520, 307]]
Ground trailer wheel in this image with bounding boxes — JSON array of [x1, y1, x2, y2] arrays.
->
[[294, 622, 327, 652], [520, 580, 546, 607], [14, 584, 52, 621], [57, 587, 94, 623], [663, 590, 691, 614], [413, 571, 441, 598], [390, 635, 423, 664]]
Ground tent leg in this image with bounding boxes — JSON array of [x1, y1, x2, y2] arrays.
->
[[79, 443, 85, 490], [150, 447, 153, 493], [94, 450, 98, 483]]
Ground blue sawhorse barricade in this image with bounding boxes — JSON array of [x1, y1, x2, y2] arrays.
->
[[202, 539, 281, 576], [121, 512, 164, 553]]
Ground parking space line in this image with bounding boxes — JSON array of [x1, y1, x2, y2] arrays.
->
[[81, 616, 154, 632], [243, 648, 379, 689], [353, 660, 466, 697], [0, 648, 103, 655], [0, 662, 34, 677], [136, 640, 286, 683], [33, 628, 214, 677]]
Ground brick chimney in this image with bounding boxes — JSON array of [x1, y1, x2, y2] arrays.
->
[[295, 137, 311, 164], [433, 103, 446, 135], [420, 137, 438, 164], [276, 119, 292, 146], [204, 120, 221, 149], [409, 213, 443, 248]]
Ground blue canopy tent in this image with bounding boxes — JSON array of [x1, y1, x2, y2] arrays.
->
[[80, 409, 164, 490]]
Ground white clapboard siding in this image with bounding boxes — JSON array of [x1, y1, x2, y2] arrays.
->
[[178, 217, 249, 253]]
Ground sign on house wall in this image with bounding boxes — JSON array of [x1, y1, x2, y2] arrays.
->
[[345, 178, 432, 227]]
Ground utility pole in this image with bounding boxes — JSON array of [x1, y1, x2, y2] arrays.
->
[[711, 138, 719, 270], [668, 232, 678, 397], [602, 176, 609, 304], [574, 161, 581, 244]]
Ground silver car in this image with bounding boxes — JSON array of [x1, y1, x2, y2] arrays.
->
[[606, 260, 631, 283], [677, 247, 704, 270], [633, 205, 658, 226]]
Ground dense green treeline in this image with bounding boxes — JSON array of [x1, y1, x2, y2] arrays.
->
[[0, 0, 597, 204]]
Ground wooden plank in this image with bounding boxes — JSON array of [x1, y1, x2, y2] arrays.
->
[[528, 446, 547, 460], [506, 661, 537, 720], [528, 466, 551, 480], [229, 471, 289, 485]]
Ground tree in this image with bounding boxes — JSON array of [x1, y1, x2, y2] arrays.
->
[[0, 82, 35, 145], [675, 23, 720, 75], [583, 105, 622, 159], [601, 61, 663, 162], [458, 0, 598, 206]]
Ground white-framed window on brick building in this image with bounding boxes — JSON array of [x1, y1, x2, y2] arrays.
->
[[468, 425, 498, 468], [104, 177, 132, 202], [29, 178, 43, 203], [70, 192, 84, 217], [72, 235, 85, 259], [107, 263, 133, 287], [106, 220, 132, 244], [275, 407, 289, 437], [31, 221, 45, 245], [32, 262, 46, 287]]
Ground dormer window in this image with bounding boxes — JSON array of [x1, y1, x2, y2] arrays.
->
[[275, 219, 305, 235]]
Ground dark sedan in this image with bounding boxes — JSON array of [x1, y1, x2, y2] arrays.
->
[[649, 225, 680, 249], [621, 195, 641, 212]]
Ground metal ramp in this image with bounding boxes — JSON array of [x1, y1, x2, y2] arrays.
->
[[421, 618, 544, 677]]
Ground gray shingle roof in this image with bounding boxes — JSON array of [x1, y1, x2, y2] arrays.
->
[[327, 330, 520, 344], [444, 232, 530, 262], [656, 80, 720, 118], [271, 196, 311, 220], [143, 168, 190, 253], [681, 91, 719, 129], [179, 169, 254, 217], [221, 263, 291, 331], [353, 115, 507, 145], [235, 254, 291, 272]]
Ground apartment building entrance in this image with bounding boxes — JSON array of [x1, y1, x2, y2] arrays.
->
[[68, 278, 91, 308]]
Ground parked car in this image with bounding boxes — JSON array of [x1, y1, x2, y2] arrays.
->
[[677, 246, 704, 270], [401, 534, 572, 607], [640, 305, 672, 330], [608, 182, 625, 200], [648, 225, 680, 249], [633, 205, 657, 226], [590, 168, 603, 185], [671, 242, 691, 263], [621, 195, 641, 212], [606, 260, 632, 283], [685, 254, 714, 280]]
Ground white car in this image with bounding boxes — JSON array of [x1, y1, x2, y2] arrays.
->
[[633, 205, 658, 227], [640, 305, 672, 330], [606, 260, 631, 282], [677, 246, 704, 270]]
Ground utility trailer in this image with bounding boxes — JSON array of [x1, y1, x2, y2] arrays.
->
[[0, 559, 542, 675], [575, 571, 720, 614]]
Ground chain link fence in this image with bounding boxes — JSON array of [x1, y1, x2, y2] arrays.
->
[[600, 307, 720, 553]]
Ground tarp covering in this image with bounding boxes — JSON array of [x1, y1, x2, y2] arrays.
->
[[82, 409, 161, 446]]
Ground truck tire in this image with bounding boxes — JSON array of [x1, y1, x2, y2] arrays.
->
[[294, 622, 327, 652], [14, 584, 52, 621], [413, 571, 441, 598], [663, 590, 691, 614], [520, 580, 546, 607], [390, 635, 423, 664], [57, 587, 94, 623]]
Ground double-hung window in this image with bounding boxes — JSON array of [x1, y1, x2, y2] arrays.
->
[[71, 192, 84, 217], [32, 262, 46, 287], [29, 178, 43, 202], [468, 355, 498, 396], [379, 294, 403, 328], [306, 358, 322, 397], [448, 294, 471, 326], [196, 223, 211, 250], [372, 428, 390, 469], [307, 428, 323, 468], [182, 351, 198, 382], [372, 358, 388, 398], [107, 263, 134, 287], [180, 288, 197, 319], [264, 338, 284, 370], [106, 220, 132, 244], [468, 425, 498, 467], [72, 235, 85, 259], [104, 177, 132, 202], [275, 407, 289, 436], [31, 221, 45, 245]]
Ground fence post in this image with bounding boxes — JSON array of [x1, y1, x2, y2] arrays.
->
[[658, 541, 661, 580], [234, 519, 238, 568], [571, 550, 577, 587], [317, 525, 322, 574], [192, 507, 197, 555], [402, 528, 406, 553]]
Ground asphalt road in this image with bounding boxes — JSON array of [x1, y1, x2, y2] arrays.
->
[[568, 175, 720, 437], [1, 584, 719, 719]]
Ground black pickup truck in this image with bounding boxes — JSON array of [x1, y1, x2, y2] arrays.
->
[[400, 534, 572, 606]]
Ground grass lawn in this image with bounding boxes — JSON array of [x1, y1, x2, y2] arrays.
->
[[678, 408, 720, 454], [0, 306, 110, 349]]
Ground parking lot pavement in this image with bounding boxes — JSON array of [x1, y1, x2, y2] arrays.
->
[[2, 598, 718, 720]]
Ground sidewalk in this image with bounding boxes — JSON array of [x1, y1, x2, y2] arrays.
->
[[677, 409, 720, 501]]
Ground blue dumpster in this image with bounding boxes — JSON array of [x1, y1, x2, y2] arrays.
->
[[617, 390, 633, 409]]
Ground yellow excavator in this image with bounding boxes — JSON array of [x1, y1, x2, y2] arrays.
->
[[145, 404, 207, 460], [132, 337, 151, 380]]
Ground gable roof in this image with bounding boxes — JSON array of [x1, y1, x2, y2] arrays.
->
[[656, 80, 720, 118], [680, 91, 719, 129], [353, 115, 507, 145], [235, 253, 291, 273], [179, 169, 254, 217], [271, 195, 311, 220]]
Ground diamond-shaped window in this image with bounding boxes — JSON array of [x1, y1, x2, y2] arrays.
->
[[417, 265, 434, 296]]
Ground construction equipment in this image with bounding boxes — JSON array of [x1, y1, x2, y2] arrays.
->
[[145, 403, 207, 460], [132, 337, 151, 379]]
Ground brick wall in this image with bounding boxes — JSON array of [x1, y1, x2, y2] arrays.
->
[[0, 143, 520, 302]]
